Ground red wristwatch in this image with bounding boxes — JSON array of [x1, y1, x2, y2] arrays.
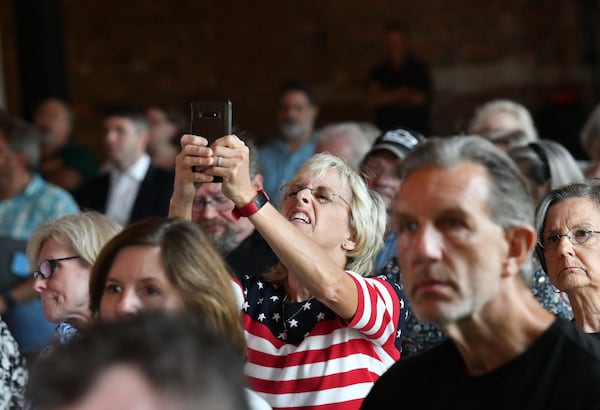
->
[[231, 189, 270, 220]]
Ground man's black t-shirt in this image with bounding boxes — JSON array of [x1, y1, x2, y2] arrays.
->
[[225, 230, 278, 279], [362, 318, 600, 410], [370, 57, 432, 134]]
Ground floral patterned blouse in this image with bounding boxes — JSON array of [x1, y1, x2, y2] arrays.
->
[[0, 318, 27, 409]]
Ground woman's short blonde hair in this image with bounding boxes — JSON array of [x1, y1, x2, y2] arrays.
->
[[27, 211, 122, 270], [277, 152, 386, 278]]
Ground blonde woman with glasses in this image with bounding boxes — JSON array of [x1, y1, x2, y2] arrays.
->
[[171, 134, 407, 410], [28, 212, 121, 344]]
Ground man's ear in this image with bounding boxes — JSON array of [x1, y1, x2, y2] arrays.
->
[[503, 224, 537, 278]]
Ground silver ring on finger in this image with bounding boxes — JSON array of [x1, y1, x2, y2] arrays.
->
[[216, 156, 223, 167]]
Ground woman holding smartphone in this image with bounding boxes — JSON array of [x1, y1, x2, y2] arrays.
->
[[170, 134, 407, 410]]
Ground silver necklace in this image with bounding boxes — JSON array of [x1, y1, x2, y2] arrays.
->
[[281, 294, 315, 340]]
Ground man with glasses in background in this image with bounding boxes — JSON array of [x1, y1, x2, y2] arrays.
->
[[172, 134, 277, 278], [360, 128, 426, 275], [360, 128, 445, 358]]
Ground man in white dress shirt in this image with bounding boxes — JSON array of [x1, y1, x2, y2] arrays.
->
[[74, 107, 174, 226]]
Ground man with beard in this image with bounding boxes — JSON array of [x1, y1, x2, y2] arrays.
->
[[259, 82, 319, 207], [187, 136, 278, 278]]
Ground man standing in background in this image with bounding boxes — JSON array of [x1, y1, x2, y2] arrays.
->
[[367, 22, 432, 135], [75, 107, 173, 226], [259, 82, 319, 207]]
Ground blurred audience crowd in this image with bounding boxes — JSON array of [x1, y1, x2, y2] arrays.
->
[[2, 20, 600, 410]]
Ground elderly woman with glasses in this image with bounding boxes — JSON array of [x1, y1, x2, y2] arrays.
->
[[535, 182, 600, 333], [28, 212, 122, 343], [170, 134, 407, 410]]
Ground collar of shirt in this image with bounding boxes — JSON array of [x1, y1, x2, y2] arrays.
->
[[272, 134, 317, 155], [108, 154, 151, 183], [18, 174, 44, 199]]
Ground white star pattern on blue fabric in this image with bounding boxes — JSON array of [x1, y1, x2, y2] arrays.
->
[[241, 269, 407, 352], [240, 275, 356, 344]]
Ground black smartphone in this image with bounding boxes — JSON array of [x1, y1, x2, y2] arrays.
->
[[190, 99, 232, 182], [190, 99, 232, 143]]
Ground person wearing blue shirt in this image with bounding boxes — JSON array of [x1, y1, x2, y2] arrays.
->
[[259, 82, 318, 207], [0, 111, 79, 354]]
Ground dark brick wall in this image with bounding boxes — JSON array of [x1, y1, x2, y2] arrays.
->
[[2, 1, 600, 158]]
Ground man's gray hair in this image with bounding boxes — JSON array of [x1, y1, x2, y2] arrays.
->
[[400, 135, 535, 281]]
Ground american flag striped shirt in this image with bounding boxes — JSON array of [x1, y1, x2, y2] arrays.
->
[[233, 271, 407, 410]]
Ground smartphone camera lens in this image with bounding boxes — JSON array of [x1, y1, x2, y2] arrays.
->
[[200, 111, 221, 119]]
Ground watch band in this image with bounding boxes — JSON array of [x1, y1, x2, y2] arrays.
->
[[231, 189, 270, 220]]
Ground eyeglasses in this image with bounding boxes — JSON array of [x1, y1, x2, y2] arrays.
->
[[280, 183, 350, 207], [539, 229, 600, 250], [192, 195, 233, 211], [32, 256, 81, 280]]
